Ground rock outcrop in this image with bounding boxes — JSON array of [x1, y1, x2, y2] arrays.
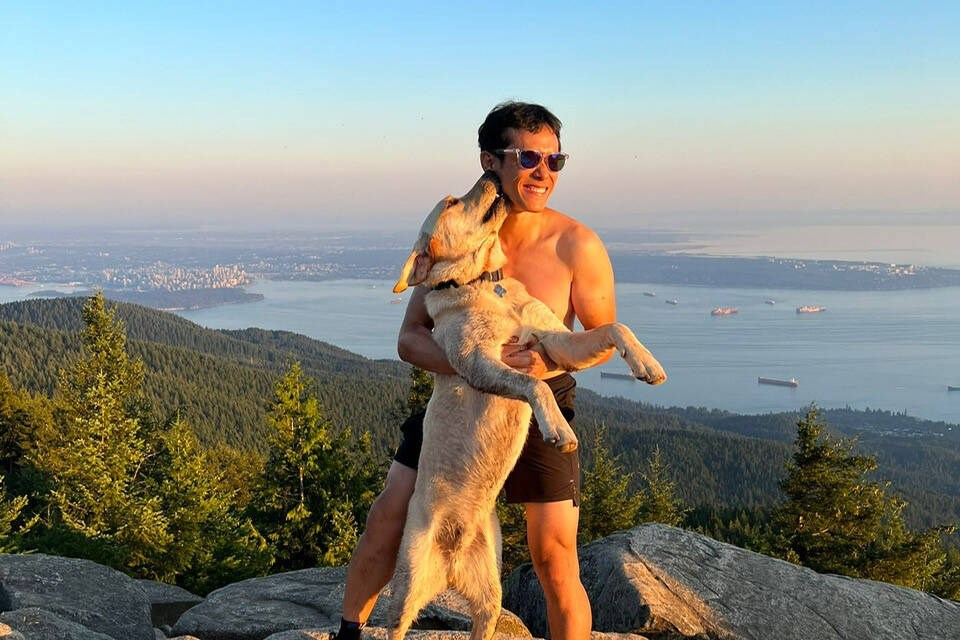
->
[[503, 523, 960, 640], [172, 566, 529, 640], [0, 553, 154, 640], [4, 526, 959, 640], [135, 579, 204, 628], [0, 607, 115, 639]]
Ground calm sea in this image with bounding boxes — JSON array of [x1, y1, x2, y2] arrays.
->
[[169, 279, 960, 426], [3, 279, 957, 425]]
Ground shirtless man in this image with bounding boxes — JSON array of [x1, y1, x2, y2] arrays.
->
[[338, 101, 615, 640]]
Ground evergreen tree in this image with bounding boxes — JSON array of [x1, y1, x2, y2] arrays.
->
[[579, 425, 644, 543], [144, 414, 273, 593], [406, 366, 433, 414], [27, 293, 171, 572], [495, 498, 529, 575], [772, 408, 953, 592], [253, 362, 380, 570], [0, 475, 33, 553], [638, 446, 688, 527]]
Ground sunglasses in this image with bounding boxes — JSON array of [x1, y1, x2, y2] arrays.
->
[[493, 148, 569, 172]]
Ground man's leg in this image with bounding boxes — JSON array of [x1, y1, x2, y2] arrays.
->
[[525, 500, 591, 640], [341, 461, 417, 625]]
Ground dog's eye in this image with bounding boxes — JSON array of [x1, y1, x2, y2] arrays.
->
[[446, 197, 459, 208]]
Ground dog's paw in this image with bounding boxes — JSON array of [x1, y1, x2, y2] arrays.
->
[[626, 350, 667, 386]]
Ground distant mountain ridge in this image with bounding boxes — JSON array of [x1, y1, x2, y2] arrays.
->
[[1, 296, 957, 527]]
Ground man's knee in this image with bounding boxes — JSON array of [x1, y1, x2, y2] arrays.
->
[[525, 501, 582, 596], [530, 539, 580, 589]]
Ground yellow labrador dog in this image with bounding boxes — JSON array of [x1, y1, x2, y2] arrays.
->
[[389, 171, 666, 640]]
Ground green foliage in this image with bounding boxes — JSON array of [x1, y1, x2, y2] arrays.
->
[[252, 362, 381, 571], [0, 297, 409, 456], [0, 475, 33, 553], [771, 408, 955, 594], [579, 425, 644, 543], [638, 446, 688, 527], [143, 415, 273, 593], [686, 505, 775, 554], [405, 366, 433, 415], [27, 293, 171, 573], [495, 498, 529, 575], [580, 431, 687, 544]]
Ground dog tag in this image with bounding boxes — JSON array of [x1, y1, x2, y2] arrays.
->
[[494, 284, 507, 298]]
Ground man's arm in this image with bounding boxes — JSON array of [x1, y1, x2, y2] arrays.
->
[[565, 225, 617, 362], [397, 285, 458, 375]]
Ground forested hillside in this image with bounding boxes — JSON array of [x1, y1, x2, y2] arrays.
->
[[1, 297, 957, 527], [1, 295, 957, 598]]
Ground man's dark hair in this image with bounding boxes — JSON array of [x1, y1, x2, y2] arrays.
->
[[478, 101, 562, 152]]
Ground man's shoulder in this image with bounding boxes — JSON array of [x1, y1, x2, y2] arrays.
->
[[543, 207, 601, 243], [542, 209, 608, 268]]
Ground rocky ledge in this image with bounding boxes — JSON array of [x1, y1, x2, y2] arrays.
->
[[1, 524, 957, 640]]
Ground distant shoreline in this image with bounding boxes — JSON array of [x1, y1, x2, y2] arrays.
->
[[29, 287, 263, 311]]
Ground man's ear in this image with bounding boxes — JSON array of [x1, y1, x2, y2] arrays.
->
[[479, 150, 497, 171]]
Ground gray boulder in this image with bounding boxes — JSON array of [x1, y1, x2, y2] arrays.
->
[[134, 579, 203, 628], [0, 607, 114, 639], [503, 523, 960, 640], [0, 553, 154, 640], [173, 566, 529, 640]]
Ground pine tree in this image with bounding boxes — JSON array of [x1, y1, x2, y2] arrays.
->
[[638, 446, 688, 527], [772, 408, 952, 592], [0, 475, 33, 553], [406, 366, 433, 414], [579, 425, 644, 543], [253, 362, 380, 570], [26, 292, 171, 572], [144, 414, 272, 593]]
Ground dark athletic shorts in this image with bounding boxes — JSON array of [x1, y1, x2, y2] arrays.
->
[[393, 373, 579, 506]]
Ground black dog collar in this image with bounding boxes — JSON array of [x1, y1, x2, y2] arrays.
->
[[433, 268, 504, 291]]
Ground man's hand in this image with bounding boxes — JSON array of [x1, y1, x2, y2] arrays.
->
[[501, 336, 555, 378]]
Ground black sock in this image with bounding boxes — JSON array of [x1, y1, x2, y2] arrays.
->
[[335, 617, 364, 640]]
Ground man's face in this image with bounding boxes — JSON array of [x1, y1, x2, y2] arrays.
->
[[484, 126, 560, 214]]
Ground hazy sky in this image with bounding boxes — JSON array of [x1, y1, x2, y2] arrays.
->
[[2, 1, 958, 232]]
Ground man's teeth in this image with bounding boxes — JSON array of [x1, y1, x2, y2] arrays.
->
[[524, 186, 547, 194]]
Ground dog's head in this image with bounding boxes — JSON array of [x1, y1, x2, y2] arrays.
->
[[393, 171, 510, 293]]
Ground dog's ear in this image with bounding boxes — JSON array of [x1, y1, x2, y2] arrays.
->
[[393, 247, 434, 293]]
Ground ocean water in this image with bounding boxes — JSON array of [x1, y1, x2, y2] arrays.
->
[[3, 278, 957, 425], [173, 279, 960, 426]]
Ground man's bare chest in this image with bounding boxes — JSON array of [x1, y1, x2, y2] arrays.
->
[[502, 247, 572, 322]]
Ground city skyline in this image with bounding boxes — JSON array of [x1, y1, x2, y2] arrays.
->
[[2, 2, 958, 234]]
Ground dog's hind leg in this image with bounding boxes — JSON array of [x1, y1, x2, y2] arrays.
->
[[389, 529, 447, 640], [452, 516, 502, 640], [456, 351, 578, 452]]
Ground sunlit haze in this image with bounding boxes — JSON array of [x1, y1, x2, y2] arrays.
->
[[2, 2, 958, 244]]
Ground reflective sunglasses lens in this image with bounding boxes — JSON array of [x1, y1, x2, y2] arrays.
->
[[518, 150, 542, 169], [547, 153, 566, 172]]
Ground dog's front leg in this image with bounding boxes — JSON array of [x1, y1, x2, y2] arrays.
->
[[535, 323, 667, 385], [456, 350, 578, 453]]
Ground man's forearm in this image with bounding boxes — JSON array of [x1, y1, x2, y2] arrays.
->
[[398, 327, 458, 376]]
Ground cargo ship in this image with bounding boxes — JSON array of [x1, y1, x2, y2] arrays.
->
[[949, 386, 960, 392], [758, 377, 799, 388], [711, 307, 739, 316], [600, 371, 636, 381], [796, 305, 826, 314]]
